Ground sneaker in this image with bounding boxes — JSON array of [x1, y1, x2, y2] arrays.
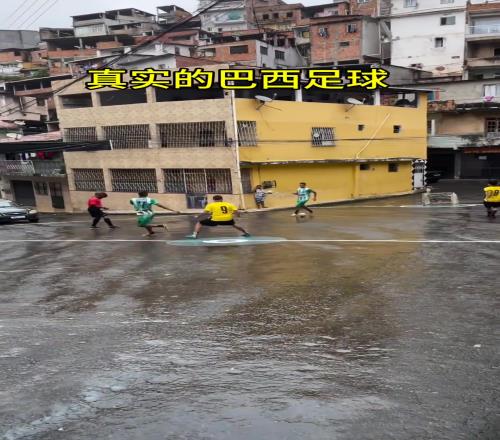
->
[[242, 233, 251, 237], [162, 223, 169, 231], [109, 225, 119, 229], [90, 226, 99, 229], [185, 233, 198, 239], [291, 213, 297, 217]]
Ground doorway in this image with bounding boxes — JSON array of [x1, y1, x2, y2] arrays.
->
[[49, 182, 65, 209], [12, 180, 36, 206]]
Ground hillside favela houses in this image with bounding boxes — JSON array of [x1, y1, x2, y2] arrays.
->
[[0, 0, 439, 213]]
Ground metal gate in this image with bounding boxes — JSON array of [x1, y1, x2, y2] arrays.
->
[[49, 182, 65, 209], [12, 180, 36, 206]]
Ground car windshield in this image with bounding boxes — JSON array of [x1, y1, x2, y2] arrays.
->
[[0, 201, 15, 208]]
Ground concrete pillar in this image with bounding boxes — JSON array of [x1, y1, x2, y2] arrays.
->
[[156, 167, 165, 193], [103, 168, 112, 192], [374, 90, 381, 106], [149, 123, 160, 148], [295, 88, 303, 102], [454, 150, 461, 180]]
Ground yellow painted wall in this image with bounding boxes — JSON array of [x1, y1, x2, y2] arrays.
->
[[357, 162, 412, 196], [235, 97, 427, 162], [242, 162, 412, 209]]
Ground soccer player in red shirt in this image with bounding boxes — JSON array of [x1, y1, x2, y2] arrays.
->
[[88, 192, 117, 229]]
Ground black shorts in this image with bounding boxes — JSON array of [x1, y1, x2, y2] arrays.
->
[[200, 219, 235, 227], [88, 207, 104, 218], [484, 201, 500, 208]]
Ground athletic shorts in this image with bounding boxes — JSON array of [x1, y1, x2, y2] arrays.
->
[[296, 200, 309, 208], [484, 201, 500, 208], [137, 212, 154, 227], [88, 207, 104, 218], [200, 219, 235, 227]]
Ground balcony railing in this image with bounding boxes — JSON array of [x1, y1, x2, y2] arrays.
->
[[0, 160, 66, 177], [468, 24, 500, 35]]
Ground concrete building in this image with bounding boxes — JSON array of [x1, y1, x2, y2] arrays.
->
[[198, 38, 303, 68], [310, 15, 383, 66], [0, 30, 40, 51], [46, 67, 427, 213], [157, 5, 192, 26], [426, 77, 500, 179], [390, 0, 467, 76], [465, 0, 500, 80], [72, 9, 158, 38]]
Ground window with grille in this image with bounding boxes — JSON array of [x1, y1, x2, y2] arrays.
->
[[240, 168, 253, 193], [440, 16, 456, 26], [404, 0, 417, 7], [34, 181, 49, 195], [73, 168, 106, 192], [64, 127, 98, 142], [486, 118, 500, 134], [275, 50, 285, 60], [237, 121, 258, 146], [110, 169, 158, 193], [312, 127, 335, 146], [159, 121, 227, 148], [164, 169, 233, 194], [103, 124, 150, 149], [388, 163, 399, 173]]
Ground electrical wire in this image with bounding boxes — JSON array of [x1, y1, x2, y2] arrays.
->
[[0, 0, 225, 116], [23, 0, 59, 30], [5, 0, 37, 26], [14, 0, 53, 29]]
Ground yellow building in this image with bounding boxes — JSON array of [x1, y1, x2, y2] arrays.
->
[[51, 69, 427, 212]]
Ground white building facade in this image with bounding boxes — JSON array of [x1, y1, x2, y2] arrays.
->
[[390, 0, 467, 77]]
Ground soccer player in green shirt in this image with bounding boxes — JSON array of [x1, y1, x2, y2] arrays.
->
[[130, 191, 177, 236]]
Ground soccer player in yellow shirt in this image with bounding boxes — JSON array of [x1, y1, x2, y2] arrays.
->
[[484, 179, 500, 218], [186, 195, 250, 239]]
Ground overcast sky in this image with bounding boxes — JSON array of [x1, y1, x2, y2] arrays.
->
[[1, 0, 327, 30]]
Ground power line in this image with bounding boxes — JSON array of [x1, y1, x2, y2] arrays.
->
[[15, 0, 54, 29], [5, 0, 35, 24], [0, 0, 224, 117], [23, 0, 59, 30], [7, 0, 39, 29]]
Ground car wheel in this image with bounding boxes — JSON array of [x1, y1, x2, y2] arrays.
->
[[29, 218, 39, 223]]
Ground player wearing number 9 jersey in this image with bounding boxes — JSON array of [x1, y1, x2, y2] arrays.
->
[[484, 179, 500, 218], [186, 195, 250, 239]]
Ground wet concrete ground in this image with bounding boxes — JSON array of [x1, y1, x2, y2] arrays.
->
[[0, 182, 499, 440]]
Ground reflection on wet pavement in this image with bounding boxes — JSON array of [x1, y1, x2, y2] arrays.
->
[[0, 187, 499, 440]]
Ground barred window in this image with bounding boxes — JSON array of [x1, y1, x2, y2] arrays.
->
[[73, 168, 106, 192], [110, 169, 158, 193], [238, 121, 258, 146], [34, 181, 49, 195], [103, 124, 150, 149], [486, 118, 500, 134], [159, 121, 228, 148], [311, 127, 335, 146], [164, 169, 232, 194], [64, 127, 98, 142]]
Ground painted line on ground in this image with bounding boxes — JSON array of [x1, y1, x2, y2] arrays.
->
[[0, 239, 498, 244]]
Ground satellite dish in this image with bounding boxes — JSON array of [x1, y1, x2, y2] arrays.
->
[[347, 98, 363, 105], [6, 132, 22, 139], [255, 94, 275, 110], [255, 95, 273, 103], [13, 120, 26, 126]]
